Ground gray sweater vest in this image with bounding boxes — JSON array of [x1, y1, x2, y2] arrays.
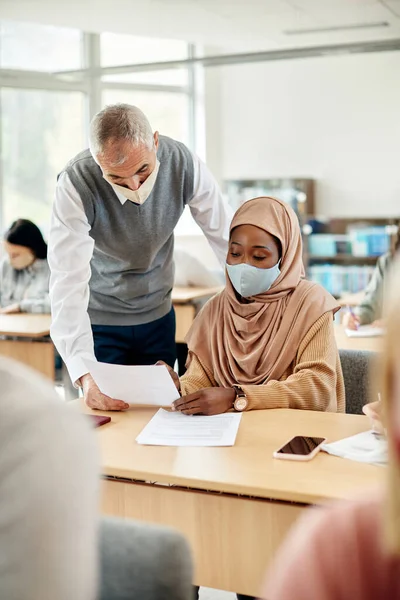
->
[[61, 135, 194, 326]]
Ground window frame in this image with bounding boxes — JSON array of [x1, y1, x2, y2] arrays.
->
[[0, 29, 197, 231]]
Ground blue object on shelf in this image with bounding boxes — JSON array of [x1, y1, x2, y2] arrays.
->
[[349, 226, 389, 257], [308, 235, 336, 257]]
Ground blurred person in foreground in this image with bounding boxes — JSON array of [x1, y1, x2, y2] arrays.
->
[[261, 259, 400, 600], [0, 357, 98, 599]]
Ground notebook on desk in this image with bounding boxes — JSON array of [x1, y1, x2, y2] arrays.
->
[[345, 325, 385, 338]]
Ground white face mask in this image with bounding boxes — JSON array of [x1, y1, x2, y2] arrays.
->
[[10, 250, 35, 271], [104, 160, 160, 205], [226, 260, 281, 298]]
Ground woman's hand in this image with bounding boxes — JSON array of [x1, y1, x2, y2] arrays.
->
[[371, 319, 385, 329], [0, 303, 21, 314], [363, 399, 384, 435], [172, 387, 236, 416], [342, 311, 360, 330], [156, 360, 180, 392]]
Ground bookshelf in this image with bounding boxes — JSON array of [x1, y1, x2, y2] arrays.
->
[[308, 255, 379, 264], [224, 178, 398, 298], [305, 217, 399, 297]]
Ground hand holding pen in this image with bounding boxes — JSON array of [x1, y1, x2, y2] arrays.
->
[[343, 305, 360, 330]]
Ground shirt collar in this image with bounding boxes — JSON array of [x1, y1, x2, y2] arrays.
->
[[104, 179, 129, 205], [114, 189, 129, 205]]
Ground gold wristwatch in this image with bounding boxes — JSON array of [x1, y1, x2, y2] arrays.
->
[[232, 385, 248, 412]]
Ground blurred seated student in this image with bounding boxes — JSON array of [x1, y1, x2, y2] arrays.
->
[[0, 356, 98, 599], [0, 218, 50, 314], [165, 196, 345, 416], [261, 259, 400, 600], [343, 227, 400, 330]]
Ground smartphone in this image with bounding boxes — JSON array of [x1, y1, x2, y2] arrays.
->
[[273, 435, 326, 461]]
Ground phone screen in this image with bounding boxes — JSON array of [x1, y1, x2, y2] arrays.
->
[[277, 436, 326, 455]]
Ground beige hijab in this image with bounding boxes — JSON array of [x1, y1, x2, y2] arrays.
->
[[186, 196, 339, 387]]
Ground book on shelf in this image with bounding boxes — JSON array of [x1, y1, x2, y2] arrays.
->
[[308, 227, 390, 258], [308, 264, 375, 297]]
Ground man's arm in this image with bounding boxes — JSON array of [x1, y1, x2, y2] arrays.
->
[[187, 153, 233, 266], [49, 173, 130, 411], [48, 172, 96, 385]]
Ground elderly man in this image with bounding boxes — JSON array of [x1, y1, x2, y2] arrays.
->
[[49, 103, 232, 411]]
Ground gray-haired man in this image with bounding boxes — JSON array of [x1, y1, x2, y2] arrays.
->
[[49, 104, 232, 411]]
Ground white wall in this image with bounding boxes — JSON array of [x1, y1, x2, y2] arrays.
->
[[205, 51, 400, 217]]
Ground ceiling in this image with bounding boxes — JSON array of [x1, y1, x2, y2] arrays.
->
[[1, 0, 400, 52]]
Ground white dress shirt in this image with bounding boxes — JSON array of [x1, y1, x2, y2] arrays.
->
[[49, 151, 233, 385]]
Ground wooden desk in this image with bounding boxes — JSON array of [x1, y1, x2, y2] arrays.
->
[[334, 323, 382, 353], [86, 405, 383, 595], [172, 286, 222, 343], [0, 314, 54, 379]]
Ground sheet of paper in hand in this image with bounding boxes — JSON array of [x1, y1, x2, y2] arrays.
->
[[84, 360, 180, 406]]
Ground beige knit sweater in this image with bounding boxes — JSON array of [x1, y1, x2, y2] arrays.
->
[[180, 312, 345, 412]]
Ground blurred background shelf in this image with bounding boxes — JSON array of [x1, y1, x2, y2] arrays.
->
[[309, 255, 380, 264], [224, 180, 398, 299]]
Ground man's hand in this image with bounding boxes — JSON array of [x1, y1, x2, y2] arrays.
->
[[156, 360, 180, 392], [81, 373, 129, 411], [172, 387, 235, 416], [0, 303, 21, 314]]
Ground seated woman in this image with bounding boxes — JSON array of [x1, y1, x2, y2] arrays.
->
[[261, 259, 400, 600], [168, 196, 345, 415], [343, 225, 400, 330], [0, 219, 50, 314]]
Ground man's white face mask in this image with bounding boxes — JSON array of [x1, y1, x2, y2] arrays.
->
[[104, 159, 160, 206]]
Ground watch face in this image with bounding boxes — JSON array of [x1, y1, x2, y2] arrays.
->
[[234, 397, 247, 412]]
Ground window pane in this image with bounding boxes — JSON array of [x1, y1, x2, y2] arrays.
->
[[102, 89, 190, 146], [103, 69, 188, 86], [1, 89, 86, 230], [101, 32, 188, 67], [0, 20, 82, 71]]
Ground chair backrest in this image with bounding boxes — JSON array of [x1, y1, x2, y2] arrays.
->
[[339, 349, 377, 415], [99, 517, 193, 600]]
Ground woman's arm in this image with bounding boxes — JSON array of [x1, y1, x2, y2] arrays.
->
[[240, 312, 344, 412], [19, 260, 51, 314], [19, 294, 51, 314], [179, 351, 217, 395], [355, 253, 389, 325]]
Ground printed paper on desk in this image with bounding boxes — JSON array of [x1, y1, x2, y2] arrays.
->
[[345, 325, 385, 338], [136, 408, 243, 447], [84, 360, 180, 406], [322, 430, 387, 466]]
